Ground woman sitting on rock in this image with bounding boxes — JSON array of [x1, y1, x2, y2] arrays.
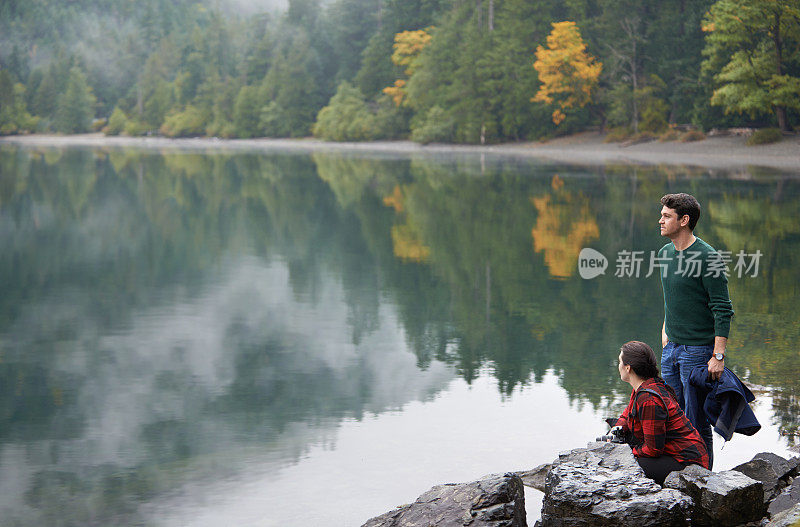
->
[[612, 340, 709, 484]]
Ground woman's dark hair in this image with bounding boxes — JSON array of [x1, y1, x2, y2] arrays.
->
[[621, 341, 660, 379]]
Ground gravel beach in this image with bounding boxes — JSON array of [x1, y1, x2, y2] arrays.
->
[[3, 132, 800, 172]]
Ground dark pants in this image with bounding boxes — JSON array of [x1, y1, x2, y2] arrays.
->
[[661, 341, 714, 469], [637, 456, 691, 486]]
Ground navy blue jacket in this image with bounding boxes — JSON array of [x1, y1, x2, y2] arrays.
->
[[688, 365, 761, 441]]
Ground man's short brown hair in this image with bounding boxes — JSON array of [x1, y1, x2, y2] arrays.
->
[[661, 193, 701, 231]]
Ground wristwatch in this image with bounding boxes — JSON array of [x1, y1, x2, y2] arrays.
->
[[714, 352, 725, 361]]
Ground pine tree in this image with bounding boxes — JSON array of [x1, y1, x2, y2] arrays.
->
[[262, 32, 325, 137], [487, 0, 564, 140], [54, 66, 96, 133], [354, 0, 445, 98], [355, 32, 397, 98], [233, 85, 264, 138], [32, 59, 69, 119], [702, 0, 800, 130], [327, 0, 382, 83], [0, 69, 38, 134]]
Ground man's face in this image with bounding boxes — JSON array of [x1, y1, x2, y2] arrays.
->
[[659, 206, 687, 238]]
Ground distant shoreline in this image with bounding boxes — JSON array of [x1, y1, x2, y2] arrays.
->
[[3, 132, 800, 172]]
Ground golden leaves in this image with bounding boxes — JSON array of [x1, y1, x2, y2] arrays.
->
[[383, 80, 406, 107], [383, 184, 405, 212], [383, 28, 434, 107], [390, 30, 433, 75], [532, 21, 602, 125], [530, 178, 599, 278], [391, 224, 431, 262], [383, 184, 430, 263]]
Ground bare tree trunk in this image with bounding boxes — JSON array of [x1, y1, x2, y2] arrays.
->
[[488, 0, 494, 31], [670, 0, 687, 124], [477, 0, 482, 30], [616, 18, 640, 133], [607, 17, 647, 133], [776, 107, 788, 131], [773, 10, 789, 131]]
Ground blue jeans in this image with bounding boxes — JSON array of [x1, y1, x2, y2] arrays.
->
[[661, 341, 714, 469]]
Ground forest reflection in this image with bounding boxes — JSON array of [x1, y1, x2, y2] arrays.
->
[[3, 147, 799, 395], [0, 146, 799, 523]]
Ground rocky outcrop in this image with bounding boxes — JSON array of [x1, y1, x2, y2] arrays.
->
[[515, 463, 550, 493], [538, 442, 692, 527], [362, 447, 800, 527], [663, 464, 764, 526], [769, 479, 800, 518], [766, 502, 800, 527], [361, 472, 526, 527], [535, 444, 800, 527], [733, 452, 799, 503]]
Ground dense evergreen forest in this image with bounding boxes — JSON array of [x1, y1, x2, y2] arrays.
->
[[1, 0, 799, 143]]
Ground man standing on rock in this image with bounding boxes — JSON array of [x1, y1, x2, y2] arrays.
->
[[658, 193, 734, 470]]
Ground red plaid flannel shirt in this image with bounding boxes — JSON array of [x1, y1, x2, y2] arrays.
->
[[615, 378, 709, 468]]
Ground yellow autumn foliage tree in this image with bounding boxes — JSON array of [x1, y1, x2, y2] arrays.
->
[[532, 21, 602, 125], [384, 29, 433, 106]]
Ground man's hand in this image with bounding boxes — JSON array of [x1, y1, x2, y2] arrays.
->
[[708, 335, 727, 381], [707, 356, 724, 381], [662, 321, 668, 348]]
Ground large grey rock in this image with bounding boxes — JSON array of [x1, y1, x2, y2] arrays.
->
[[789, 455, 800, 474], [516, 463, 552, 492], [664, 464, 765, 526], [755, 453, 794, 476], [361, 472, 526, 527], [769, 478, 800, 518], [734, 453, 800, 503], [662, 463, 713, 489], [539, 442, 692, 527], [734, 458, 787, 503], [766, 502, 800, 527]]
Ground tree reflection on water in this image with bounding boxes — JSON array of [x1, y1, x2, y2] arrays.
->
[[0, 145, 798, 524]]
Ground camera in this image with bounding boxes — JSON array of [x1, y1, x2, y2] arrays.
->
[[596, 426, 629, 444]]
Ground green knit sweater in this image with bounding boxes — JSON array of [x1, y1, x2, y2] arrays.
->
[[659, 237, 734, 345]]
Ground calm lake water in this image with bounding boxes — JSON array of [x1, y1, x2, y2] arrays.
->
[[1, 144, 799, 526]]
